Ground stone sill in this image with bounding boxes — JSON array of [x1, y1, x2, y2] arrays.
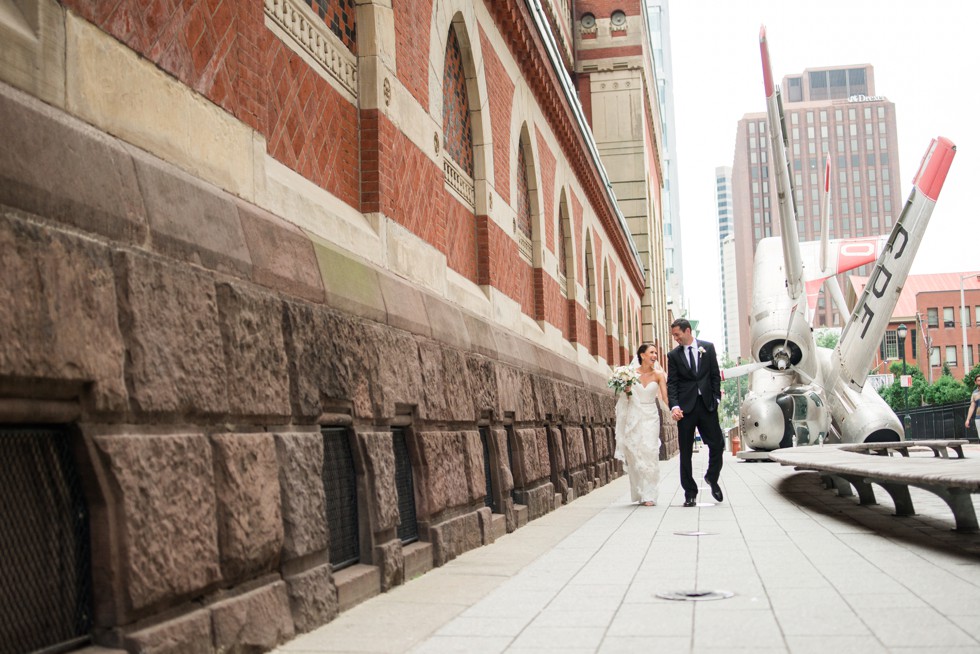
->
[[333, 563, 380, 612]]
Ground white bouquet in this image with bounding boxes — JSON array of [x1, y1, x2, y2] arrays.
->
[[607, 365, 640, 396]]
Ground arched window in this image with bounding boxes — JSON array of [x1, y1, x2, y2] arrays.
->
[[516, 141, 533, 263], [442, 28, 474, 177]]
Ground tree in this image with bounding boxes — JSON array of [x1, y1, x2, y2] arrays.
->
[[718, 353, 742, 429], [877, 360, 927, 412], [924, 374, 970, 405], [962, 363, 980, 386], [814, 327, 841, 349]]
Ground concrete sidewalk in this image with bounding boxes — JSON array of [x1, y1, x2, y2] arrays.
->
[[275, 447, 980, 653]]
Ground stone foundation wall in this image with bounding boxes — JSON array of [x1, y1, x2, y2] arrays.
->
[[0, 84, 631, 652]]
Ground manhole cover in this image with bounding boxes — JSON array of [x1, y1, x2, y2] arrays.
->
[[656, 590, 734, 602], [673, 530, 717, 536]]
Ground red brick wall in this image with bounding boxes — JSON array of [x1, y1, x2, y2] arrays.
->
[[577, 45, 643, 60], [576, 73, 592, 127], [479, 218, 535, 314], [593, 232, 604, 312], [534, 129, 557, 254], [446, 201, 480, 284], [63, 1, 266, 133], [267, 40, 359, 208], [480, 25, 516, 205], [537, 270, 568, 331], [393, 0, 433, 107]]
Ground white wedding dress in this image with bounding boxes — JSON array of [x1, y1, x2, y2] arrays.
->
[[614, 381, 662, 504]]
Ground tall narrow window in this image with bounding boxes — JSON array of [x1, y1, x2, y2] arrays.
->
[[322, 427, 359, 569], [516, 143, 533, 263], [442, 29, 474, 177], [391, 428, 418, 544]]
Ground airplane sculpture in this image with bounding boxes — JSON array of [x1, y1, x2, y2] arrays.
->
[[735, 27, 956, 452]]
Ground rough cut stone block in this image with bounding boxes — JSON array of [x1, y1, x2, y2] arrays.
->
[[373, 539, 404, 592], [211, 433, 283, 582], [462, 430, 487, 503], [511, 428, 548, 487], [274, 432, 328, 560], [282, 302, 375, 419], [90, 432, 220, 617], [564, 426, 587, 471], [428, 511, 482, 567], [0, 84, 147, 244], [210, 581, 295, 653], [284, 563, 338, 634], [237, 201, 325, 303], [0, 210, 127, 412], [216, 283, 291, 419], [515, 483, 554, 521], [370, 326, 426, 419], [115, 252, 228, 415], [414, 431, 469, 517], [489, 428, 514, 496], [358, 431, 400, 532], [465, 354, 498, 417], [123, 608, 212, 654], [496, 365, 537, 422], [130, 146, 251, 277], [417, 340, 475, 422]]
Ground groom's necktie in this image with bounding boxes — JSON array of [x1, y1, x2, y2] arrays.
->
[[688, 345, 696, 373]]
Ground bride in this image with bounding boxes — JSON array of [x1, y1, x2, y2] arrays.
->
[[615, 343, 668, 506]]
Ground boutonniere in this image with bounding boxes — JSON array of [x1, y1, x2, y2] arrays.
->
[[697, 346, 706, 356]]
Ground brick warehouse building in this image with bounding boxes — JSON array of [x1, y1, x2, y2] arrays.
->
[[0, 1, 672, 652]]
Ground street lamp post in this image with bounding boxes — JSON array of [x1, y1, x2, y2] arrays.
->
[[897, 323, 910, 438]]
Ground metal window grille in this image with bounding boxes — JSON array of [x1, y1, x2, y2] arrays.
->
[[1, 426, 93, 654], [321, 427, 359, 569], [391, 428, 418, 544], [478, 428, 495, 511]]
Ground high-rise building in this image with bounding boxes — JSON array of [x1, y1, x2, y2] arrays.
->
[[732, 64, 902, 357], [645, 0, 685, 322], [715, 166, 739, 359]]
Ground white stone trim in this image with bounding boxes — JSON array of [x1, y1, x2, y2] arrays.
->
[[264, 0, 357, 98], [443, 155, 475, 209]]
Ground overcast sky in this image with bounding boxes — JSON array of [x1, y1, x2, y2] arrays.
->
[[666, 0, 978, 350]]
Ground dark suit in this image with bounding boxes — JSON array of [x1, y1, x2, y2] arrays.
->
[[667, 339, 725, 498]]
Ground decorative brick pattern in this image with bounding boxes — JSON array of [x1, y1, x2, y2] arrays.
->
[[479, 25, 515, 204], [446, 202, 480, 284], [63, 1, 266, 132], [442, 29, 474, 176], [534, 129, 556, 253], [393, 0, 433, 107], [267, 39, 359, 209], [303, 0, 357, 54], [516, 144, 532, 246]]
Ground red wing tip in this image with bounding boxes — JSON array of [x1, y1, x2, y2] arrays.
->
[[760, 25, 767, 41], [913, 136, 956, 201]]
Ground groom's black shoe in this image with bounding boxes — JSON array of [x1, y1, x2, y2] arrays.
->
[[683, 494, 697, 507], [707, 480, 723, 502]]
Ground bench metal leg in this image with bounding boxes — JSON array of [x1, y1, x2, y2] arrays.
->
[[927, 447, 949, 459], [917, 485, 979, 533], [876, 482, 915, 516], [841, 475, 877, 505]]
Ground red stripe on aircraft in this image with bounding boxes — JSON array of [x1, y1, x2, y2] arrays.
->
[[760, 26, 774, 97]]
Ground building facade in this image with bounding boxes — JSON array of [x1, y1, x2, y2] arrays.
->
[[850, 273, 980, 381], [715, 165, 739, 359], [645, 0, 684, 326], [732, 64, 902, 356], [0, 1, 673, 652]]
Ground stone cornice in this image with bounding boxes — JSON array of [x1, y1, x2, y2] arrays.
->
[[483, 0, 645, 293]]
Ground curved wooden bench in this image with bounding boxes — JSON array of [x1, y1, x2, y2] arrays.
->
[[841, 439, 968, 459], [769, 445, 980, 532]]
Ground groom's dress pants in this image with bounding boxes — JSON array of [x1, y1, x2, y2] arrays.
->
[[677, 395, 725, 496]]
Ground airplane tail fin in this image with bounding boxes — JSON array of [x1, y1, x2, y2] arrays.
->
[[833, 137, 956, 391]]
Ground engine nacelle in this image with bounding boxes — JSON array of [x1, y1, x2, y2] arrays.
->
[[825, 378, 903, 443], [749, 238, 817, 378], [740, 384, 831, 452]]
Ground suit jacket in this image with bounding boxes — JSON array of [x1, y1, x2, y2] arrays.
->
[[667, 339, 722, 413]]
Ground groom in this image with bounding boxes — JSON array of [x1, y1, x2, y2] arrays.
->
[[666, 318, 725, 507]]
